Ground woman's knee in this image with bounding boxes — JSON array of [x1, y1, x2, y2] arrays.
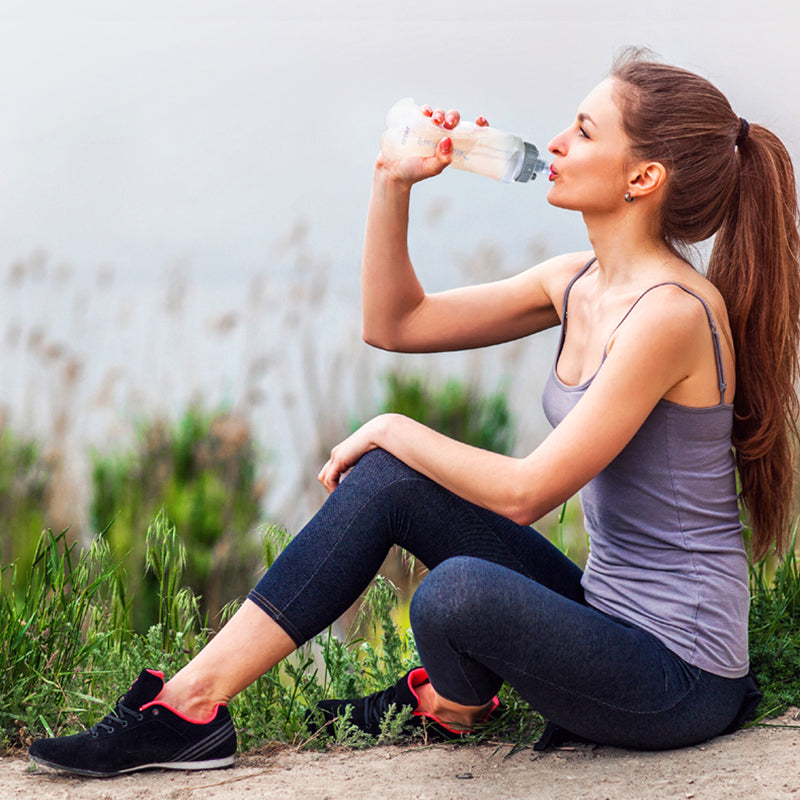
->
[[410, 556, 490, 635], [345, 448, 420, 490]]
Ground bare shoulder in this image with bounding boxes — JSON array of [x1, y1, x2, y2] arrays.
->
[[607, 283, 719, 375], [606, 281, 733, 405], [526, 250, 595, 313], [662, 262, 733, 331], [687, 277, 733, 340], [544, 250, 596, 282], [628, 282, 713, 336]]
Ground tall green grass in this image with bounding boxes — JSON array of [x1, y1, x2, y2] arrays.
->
[[4, 507, 797, 755], [90, 406, 265, 633], [0, 528, 125, 743], [0, 430, 50, 597], [0, 513, 547, 753], [748, 535, 800, 719]]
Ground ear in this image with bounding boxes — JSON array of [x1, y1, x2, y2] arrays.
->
[[626, 161, 666, 200]]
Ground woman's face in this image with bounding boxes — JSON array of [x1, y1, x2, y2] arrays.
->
[[546, 78, 633, 214]]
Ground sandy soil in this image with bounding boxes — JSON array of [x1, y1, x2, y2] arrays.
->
[[4, 708, 799, 800]]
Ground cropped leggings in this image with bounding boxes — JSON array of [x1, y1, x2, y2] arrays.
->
[[247, 449, 753, 750]]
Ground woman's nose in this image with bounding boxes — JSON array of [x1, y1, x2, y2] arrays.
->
[[548, 129, 568, 156]]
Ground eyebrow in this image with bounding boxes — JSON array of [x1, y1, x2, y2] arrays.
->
[[578, 112, 596, 127]]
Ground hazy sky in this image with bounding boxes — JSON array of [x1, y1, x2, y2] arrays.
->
[[1, 1, 798, 288]]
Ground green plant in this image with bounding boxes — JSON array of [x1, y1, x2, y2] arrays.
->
[[6, 473, 799, 758], [748, 536, 800, 718], [378, 373, 514, 455], [0, 529, 125, 747], [0, 428, 50, 596], [0, 516, 543, 754], [144, 509, 205, 653], [90, 406, 266, 631]]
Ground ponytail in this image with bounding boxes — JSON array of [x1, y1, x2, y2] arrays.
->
[[612, 49, 800, 560], [707, 125, 800, 560]]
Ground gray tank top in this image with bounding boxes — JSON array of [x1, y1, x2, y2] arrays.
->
[[542, 260, 750, 678]]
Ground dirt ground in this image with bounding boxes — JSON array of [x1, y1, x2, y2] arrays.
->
[[3, 708, 798, 800]]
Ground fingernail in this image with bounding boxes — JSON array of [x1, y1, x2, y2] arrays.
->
[[440, 137, 452, 153], [444, 114, 456, 128], [476, 116, 488, 126]]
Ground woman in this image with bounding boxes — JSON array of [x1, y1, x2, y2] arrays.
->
[[29, 50, 799, 776]]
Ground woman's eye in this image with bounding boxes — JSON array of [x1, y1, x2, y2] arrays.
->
[[578, 126, 589, 139]]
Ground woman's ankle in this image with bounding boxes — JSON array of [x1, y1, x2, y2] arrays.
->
[[156, 671, 225, 722], [413, 678, 494, 730]]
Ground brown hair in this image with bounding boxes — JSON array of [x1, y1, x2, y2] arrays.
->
[[611, 48, 800, 560]]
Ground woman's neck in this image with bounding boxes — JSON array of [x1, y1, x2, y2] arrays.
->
[[583, 208, 677, 288]]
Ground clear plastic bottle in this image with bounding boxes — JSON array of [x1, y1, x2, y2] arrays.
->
[[379, 97, 550, 183]]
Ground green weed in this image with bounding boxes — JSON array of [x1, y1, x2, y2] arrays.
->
[[0, 529, 124, 748], [0, 429, 50, 597], [378, 373, 514, 455], [3, 510, 800, 755], [748, 534, 800, 718], [90, 406, 265, 632]]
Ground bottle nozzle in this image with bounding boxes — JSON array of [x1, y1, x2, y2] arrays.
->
[[515, 142, 550, 183]]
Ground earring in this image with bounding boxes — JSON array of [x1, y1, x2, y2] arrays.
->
[[624, 192, 634, 203]]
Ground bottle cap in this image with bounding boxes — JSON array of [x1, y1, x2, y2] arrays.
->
[[515, 142, 549, 183]]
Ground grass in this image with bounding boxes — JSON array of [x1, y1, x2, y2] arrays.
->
[[1, 512, 798, 755], [747, 535, 800, 719], [89, 405, 265, 633], [0, 515, 547, 754], [0, 529, 125, 744]]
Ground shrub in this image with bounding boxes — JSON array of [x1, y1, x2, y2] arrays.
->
[[748, 537, 800, 718], [0, 428, 50, 596], [379, 372, 514, 455], [90, 406, 266, 631]]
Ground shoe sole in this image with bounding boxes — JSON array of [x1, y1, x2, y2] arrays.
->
[[29, 753, 235, 777]]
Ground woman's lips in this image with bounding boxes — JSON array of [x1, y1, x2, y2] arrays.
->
[[549, 167, 557, 182]]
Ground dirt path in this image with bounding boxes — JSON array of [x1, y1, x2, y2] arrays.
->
[[4, 708, 798, 800]]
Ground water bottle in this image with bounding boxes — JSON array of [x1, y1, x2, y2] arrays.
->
[[379, 97, 550, 183]]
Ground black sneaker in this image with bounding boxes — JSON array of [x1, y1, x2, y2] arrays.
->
[[313, 667, 500, 741], [28, 669, 236, 777]]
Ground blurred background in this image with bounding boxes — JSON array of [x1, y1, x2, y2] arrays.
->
[[0, 1, 798, 622]]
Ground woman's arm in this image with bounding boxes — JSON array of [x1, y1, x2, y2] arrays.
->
[[322, 287, 714, 520], [361, 111, 573, 354]]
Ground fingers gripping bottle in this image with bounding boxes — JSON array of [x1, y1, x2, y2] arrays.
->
[[380, 97, 550, 183]]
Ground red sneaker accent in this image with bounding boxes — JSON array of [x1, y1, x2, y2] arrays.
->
[[139, 699, 227, 725], [140, 671, 228, 724], [406, 668, 500, 734]]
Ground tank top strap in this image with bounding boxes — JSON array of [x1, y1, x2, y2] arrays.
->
[[561, 257, 597, 318], [606, 282, 728, 405], [556, 257, 597, 357]]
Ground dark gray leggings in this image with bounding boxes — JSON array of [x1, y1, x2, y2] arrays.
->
[[248, 449, 755, 749]]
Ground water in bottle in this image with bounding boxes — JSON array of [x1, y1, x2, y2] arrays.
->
[[379, 98, 550, 183]]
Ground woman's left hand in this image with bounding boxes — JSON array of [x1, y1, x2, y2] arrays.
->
[[318, 416, 389, 492]]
